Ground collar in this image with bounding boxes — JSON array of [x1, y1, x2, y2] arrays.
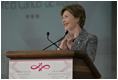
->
[[76, 28, 88, 41]]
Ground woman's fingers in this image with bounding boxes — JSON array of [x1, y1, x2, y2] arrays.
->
[[59, 38, 68, 50], [66, 31, 74, 40]]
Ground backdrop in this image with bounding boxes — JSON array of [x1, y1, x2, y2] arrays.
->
[[1, 1, 117, 79]]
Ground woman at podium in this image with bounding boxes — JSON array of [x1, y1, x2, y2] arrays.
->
[[57, 4, 98, 62]]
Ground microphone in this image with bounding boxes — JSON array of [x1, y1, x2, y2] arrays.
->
[[42, 31, 68, 51], [65, 31, 69, 35], [47, 32, 62, 50]]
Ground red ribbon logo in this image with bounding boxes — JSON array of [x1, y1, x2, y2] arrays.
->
[[30, 63, 50, 71]]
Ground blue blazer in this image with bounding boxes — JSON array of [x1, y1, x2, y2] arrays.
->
[[57, 28, 98, 62]]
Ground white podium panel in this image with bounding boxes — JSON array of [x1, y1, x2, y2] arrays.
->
[[9, 59, 73, 79]]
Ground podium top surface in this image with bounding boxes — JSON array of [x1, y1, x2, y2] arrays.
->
[[6, 50, 87, 58]]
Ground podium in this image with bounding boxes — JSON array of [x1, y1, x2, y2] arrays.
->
[[6, 50, 101, 79]]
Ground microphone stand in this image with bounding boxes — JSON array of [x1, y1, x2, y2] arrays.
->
[[47, 32, 62, 50], [42, 37, 64, 51], [42, 31, 68, 51]]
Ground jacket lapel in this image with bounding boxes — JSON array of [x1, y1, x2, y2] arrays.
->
[[71, 28, 88, 50]]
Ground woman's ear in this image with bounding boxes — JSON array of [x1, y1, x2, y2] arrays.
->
[[76, 17, 80, 23]]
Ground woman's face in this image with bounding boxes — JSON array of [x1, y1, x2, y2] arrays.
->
[[62, 10, 79, 31]]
